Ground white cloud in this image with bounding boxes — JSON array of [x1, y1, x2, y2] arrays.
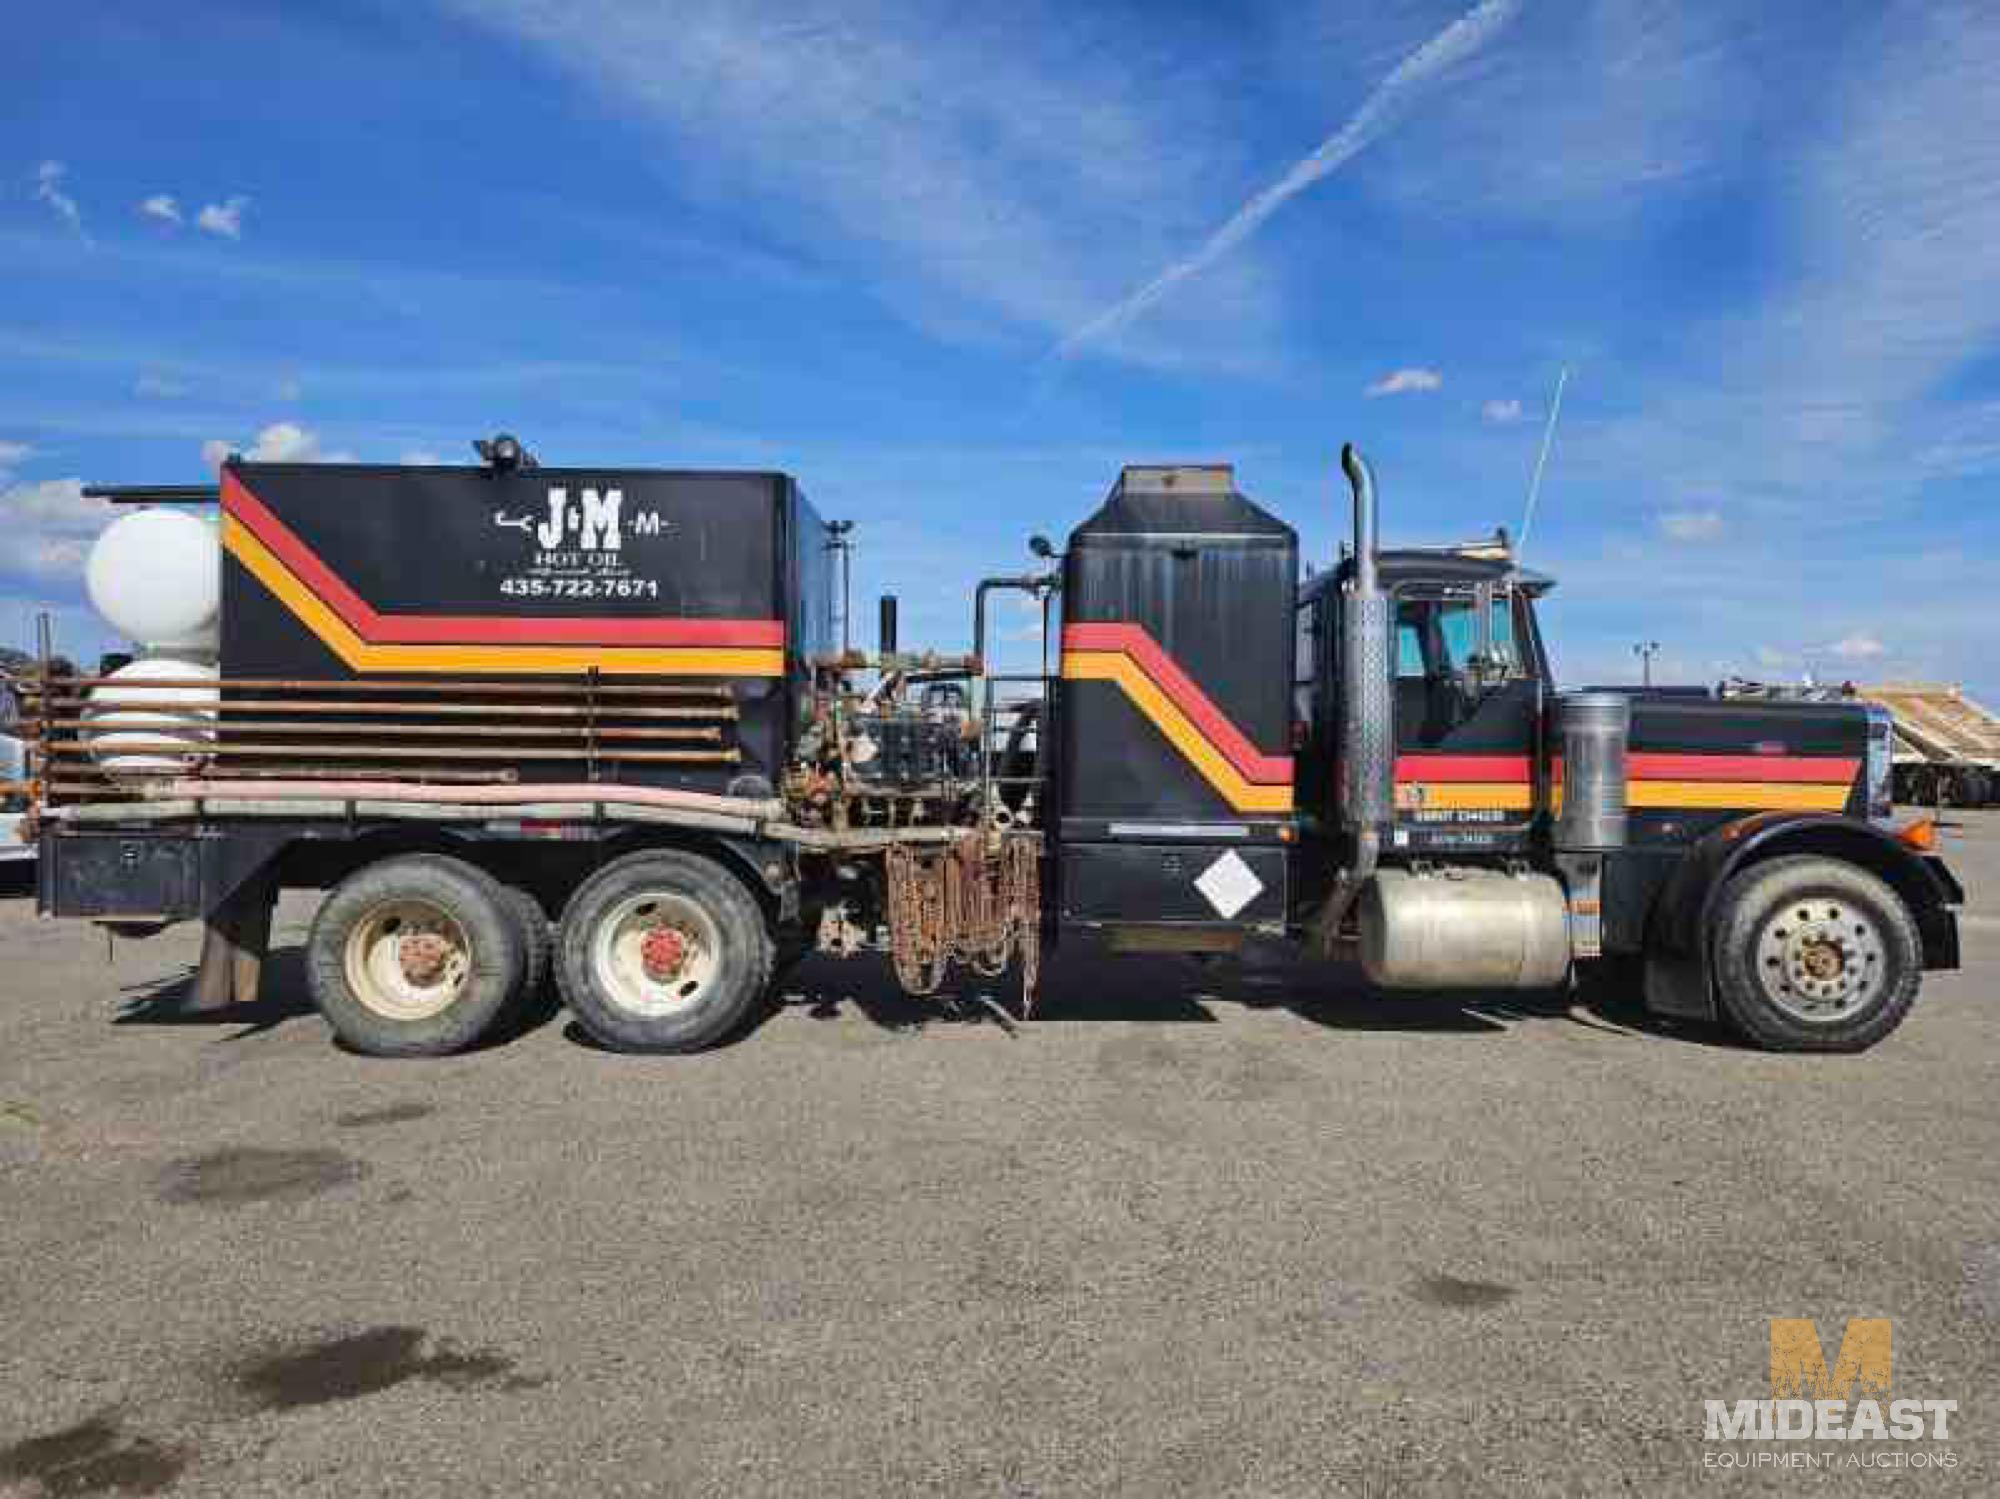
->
[[139, 193, 182, 226], [0, 478, 109, 581], [400, 449, 444, 465], [134, 374, 187, 399], [1365, 367, 1443, 398], [1482, 398, 1525, 424], [1550, 5, 2000, 528], [251, 422, 317, 460], [448, 0, 1291, 369], [201, 421, 347, 467], [195, 195, 249, 239], [1829, 632, 1887, 661], [1055, 0, 1520, 359], [1657, 508, 1723, 542], [1377, 3, 1758, 226], [32, 160, 86, 241], [0, 441, 31, 466]]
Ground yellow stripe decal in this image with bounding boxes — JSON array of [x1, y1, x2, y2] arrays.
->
[[224, 515, 786, 677], [1628, 780, 1851, 811], [1398, 782, 1534, 812], [1063, 650, 1292, 814]]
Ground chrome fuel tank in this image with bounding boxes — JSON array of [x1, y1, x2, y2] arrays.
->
[[1358, 867, 1571, 990]]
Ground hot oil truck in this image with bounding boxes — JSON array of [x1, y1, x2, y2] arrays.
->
[[21, 440, 1961, 1055]]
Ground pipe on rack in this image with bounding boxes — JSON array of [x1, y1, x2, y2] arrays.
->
[[153, 778, 784, 821]]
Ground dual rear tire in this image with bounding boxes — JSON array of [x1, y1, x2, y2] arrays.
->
[[553, 850, 774, 1053], [305, 848, 771, 1056], [306, 854, 532, 1058]]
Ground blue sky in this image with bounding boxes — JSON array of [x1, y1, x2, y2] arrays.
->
[[4, 0, 1997, 699]]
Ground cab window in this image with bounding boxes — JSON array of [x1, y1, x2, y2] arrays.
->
[[1397, 590, 1525, 679]]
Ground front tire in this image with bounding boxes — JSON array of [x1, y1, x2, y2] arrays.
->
[[555, 850, 774, 1053], [306, 854, 526, 1057], [1711, 855, 1921, 1052]]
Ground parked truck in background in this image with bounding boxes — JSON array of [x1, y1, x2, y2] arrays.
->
[[19, 438, 1962, 1055], [1863, 682, 2000, 808]]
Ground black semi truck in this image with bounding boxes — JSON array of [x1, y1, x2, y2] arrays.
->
[[24, 441, 1961, 1054]]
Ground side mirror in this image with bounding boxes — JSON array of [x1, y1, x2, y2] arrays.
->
[[1029, 534, 1056, 560]]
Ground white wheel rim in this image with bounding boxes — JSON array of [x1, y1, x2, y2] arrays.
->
[[342, 898, 472, 1021], [1754, 894, 1888, 1023], [590, 890, 722, 1018]]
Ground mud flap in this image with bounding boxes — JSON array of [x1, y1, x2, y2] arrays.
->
[[1643, 947, 1713, 1022]]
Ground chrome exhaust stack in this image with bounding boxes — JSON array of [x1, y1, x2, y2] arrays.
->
[[1339, 443, 1395, 845], [1314, 443, 1395, 951]]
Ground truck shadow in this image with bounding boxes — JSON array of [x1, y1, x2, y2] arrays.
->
[[107, 941, 1710, 1051], [111, 942, 565, 1051], [114, 947, 318, 1039], [774, 947, 1705, 1045]]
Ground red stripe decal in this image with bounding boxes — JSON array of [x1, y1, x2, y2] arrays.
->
[[224, 473, 785, 649], [1395, 753, 1532, 783], [1396, 753, 1857, 785], [1627, 752, 1859, 784], [1063, 622, 1292, 784]]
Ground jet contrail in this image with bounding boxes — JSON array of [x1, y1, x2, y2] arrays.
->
[[1052, 0, 1521, 362]]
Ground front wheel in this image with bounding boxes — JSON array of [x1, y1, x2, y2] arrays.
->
[[555, 849, 774, 1053], [1710, 855, 1921, 1052]]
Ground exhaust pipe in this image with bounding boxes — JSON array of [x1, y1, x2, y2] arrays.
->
[[1339, 443, 1394, 838], [1315, 443, 1394, 952], [879, 593, 899, 658], [1347, 442, 1378, 598]]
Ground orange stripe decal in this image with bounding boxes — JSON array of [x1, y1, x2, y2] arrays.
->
[[1063, 623, 1291, 785], [223, 471, 785, 651], [1061, 626, 1291, 814], [224, 514, 784, 677]]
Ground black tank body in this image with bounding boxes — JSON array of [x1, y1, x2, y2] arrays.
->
[[1058, 465, 1297, 829]]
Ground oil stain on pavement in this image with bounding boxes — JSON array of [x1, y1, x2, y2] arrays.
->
[[233, 1327, 546, 1411], [1410, 1274, 1518, 1309], [333, 1102, 435, 1128], [0, 1413, 186, 1496], [159, 1148, 367, 1207]]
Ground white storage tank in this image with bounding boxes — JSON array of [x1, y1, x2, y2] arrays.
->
[[84, 657, 219, 777], [84, 508, 220, 655]]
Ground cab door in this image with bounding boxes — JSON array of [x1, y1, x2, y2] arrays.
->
[[1389, 581, 1544, 850]]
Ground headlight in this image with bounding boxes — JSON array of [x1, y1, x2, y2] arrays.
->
[[1863, 704, 1895, 823]]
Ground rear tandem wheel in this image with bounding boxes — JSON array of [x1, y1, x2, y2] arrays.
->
[[305, 854, 528, 1057], [555, 849, 775, 1053]]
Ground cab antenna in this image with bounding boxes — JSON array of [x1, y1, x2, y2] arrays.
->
[[1516, 365, 1569, 563]]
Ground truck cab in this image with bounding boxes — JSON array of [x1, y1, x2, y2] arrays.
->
[[1296, 549, 1554, 859]]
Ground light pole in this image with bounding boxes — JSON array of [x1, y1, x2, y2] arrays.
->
[[1634, 639, 1660, 688]]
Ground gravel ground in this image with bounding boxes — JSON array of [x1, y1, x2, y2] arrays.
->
[[1, 816, 1995, 1496]]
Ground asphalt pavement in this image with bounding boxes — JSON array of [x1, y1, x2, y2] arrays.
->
[[1, 816, 1995, 1495]]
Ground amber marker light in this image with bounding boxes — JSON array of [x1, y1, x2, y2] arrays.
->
[[1896, 817, 1938, 852]]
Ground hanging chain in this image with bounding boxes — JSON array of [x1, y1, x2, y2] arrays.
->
[[885, 834, 1040, 1010]]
